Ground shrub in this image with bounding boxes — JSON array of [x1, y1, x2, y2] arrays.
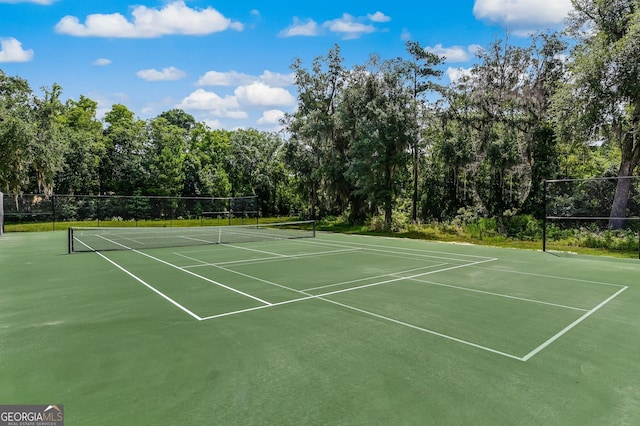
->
[[502, 214, 541, 240], [367, 209, 409, 233]]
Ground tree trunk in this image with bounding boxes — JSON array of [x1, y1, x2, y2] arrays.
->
[[609, 160, 634, 229], [385, 202, 393, 229], [412, 143, 418, 223], [310, 182, 317, 220], [385, 165, 393, 228]]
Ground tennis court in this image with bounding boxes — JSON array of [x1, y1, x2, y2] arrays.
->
[[1, 226, 639, 424]]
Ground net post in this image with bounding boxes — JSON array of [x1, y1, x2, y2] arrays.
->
[[542, 179, 547, 253], [67, 227, 73, 254], [313, 220, 316, 237], [97, 196, 101, 227], [0, 191, 4, 236]]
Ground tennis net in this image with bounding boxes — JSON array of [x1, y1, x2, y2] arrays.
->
[[68, 220, 316, 253]]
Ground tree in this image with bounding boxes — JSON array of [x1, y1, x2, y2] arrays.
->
[[147, 117, 186, 196], [441, 34, 567, 218], [181, 125, 231, 197], [285, 45, 346, 219], [557, 0, 640, 227], [0, 71, 67, 196], [29, 84, 68, 196], [343, 56, 414, 226], [158, 108, 196, 132], [226, 129, 287, 216], [56, 95, 106, 194], [101, 104, 149, 194], [404, 41, 444, 222], [0, 71, 33, 194]]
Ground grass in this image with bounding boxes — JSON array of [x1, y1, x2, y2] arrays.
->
[[316, 219, 640, 259]]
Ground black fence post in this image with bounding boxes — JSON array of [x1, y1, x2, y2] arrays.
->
[[52, 195, 56, 231], [542, 180, 547, 253]]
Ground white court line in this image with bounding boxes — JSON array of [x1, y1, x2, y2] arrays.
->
[[194, 250, 628, 362], [177, 235, 218, 245], [76, 240, 202, 320], [96, 252, 203, 320], [300, 238, 492, 264], [75, 233, 148, 251], [302, 263, 448, 292], [96, 234, 272, 306], [521, 286, 628, 361], [322, 298, 525, 361], [217, 243, 289, 258], [181, 253, 496, 320], [111, 234, 146, 246], [309, 258, 498, 299], [178, 237, 290, 258], [303, 237, 495, 259], [179, 247, 361, 269], [192, 255, 525, 360], [135, 250, 273, 305], [473, 266, 626, 288], [400, 276, 589, 312], [177, 252, 309, 298]]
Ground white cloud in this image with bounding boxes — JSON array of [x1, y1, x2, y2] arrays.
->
[[0, 37, 34, 62], [447, 67, 473, 83], [473, 0, 573, 31], [197, 70, 253, 86], [234, 82, 295, 107], [202, 118, 224, 129], [281, 12, 388, 39], [92, 58, 111, 66], [177, 88, 239, 111], [426, 44, 483, 63], [368, 11, 391, 23], [198, 70, 294, 87], [257, 109, 286, 131], [222, 110, 249, 119], [323, 13, 375, 40], [136, 66, 186, 81], [54, 1, 243, 38], [279, 17, 319, 37], [259, 70, 295, 87], [257, 109, 285, 126]]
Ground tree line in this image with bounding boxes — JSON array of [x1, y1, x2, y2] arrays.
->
[[1, 1, 639, 226]]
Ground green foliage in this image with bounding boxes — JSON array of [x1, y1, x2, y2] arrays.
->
[[546, 224, 639, 253], [2, 19, 639, 226], [367, 209, 409, 233], [502, 213, 542, 240], [0, 74, 68, 195], [56, 96, 106, 194]]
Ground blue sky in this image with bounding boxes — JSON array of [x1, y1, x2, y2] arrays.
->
[[0, 0, 573, 131]]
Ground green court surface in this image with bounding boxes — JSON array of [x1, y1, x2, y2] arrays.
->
[[1, 230, 639, 425]]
